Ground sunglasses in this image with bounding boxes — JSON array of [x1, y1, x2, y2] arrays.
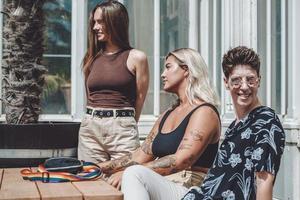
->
[[229, 76, 259, 88]]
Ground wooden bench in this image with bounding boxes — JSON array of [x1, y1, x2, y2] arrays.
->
[[0, 168, 123, 200]]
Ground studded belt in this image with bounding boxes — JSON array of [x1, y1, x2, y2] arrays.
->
[[86, 108, 135, 118]]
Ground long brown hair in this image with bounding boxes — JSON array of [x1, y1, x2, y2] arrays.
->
[[82, 0, 132, 79]]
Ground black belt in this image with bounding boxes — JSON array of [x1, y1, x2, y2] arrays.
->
[[86, 108, 135, 118]]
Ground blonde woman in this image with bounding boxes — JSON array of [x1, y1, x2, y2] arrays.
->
[[97, 48, 220, 200]]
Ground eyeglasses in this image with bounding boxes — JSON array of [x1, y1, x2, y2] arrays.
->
[[229, 76, 259, 88]]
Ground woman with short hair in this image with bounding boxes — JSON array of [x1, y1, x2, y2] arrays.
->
[[182, 46, 285, 200]]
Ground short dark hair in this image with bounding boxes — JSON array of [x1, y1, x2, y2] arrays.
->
[[222, 46, 260, 78]]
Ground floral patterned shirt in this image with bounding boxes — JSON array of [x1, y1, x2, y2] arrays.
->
[[182, 106, 285, 200]]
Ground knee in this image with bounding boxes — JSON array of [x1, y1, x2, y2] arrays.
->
[[123, 165, 148, 180], [122, 165, 151, 200], [122, 165, 150, 185]]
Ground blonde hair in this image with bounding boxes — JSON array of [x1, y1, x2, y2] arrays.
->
[[166, 48, 220, 107]]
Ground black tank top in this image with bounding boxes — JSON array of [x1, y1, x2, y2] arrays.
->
[[152, 103, 220, 168]]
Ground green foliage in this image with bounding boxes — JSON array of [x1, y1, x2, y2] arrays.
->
[[43, 74, 69, 99]]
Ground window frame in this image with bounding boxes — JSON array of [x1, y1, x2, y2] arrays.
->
[[256, 0, 288, 118], [1, 0, 299, 133], [39, 0, 87, 122]]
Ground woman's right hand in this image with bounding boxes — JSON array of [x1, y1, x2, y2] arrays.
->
[[107, 170, 124, 190]]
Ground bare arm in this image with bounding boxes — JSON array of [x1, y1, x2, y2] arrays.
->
[[127, 49, 149, 122], [256, 171, 274, 200], [103, 114, 165, 189], [98, 114, 163, 174], [98, 153, 139, 174], [144, 106, 220, 176]]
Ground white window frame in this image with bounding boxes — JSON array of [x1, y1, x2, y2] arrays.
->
[[0, 1, 87, 122], [265, 0, 287, 116], [280, 0, 287, 116], [137, 0, 160, 138], [286, 0, 300, 129], [153, 0, 160, 117], [257, 0, 288, 119], [1, 0, 299, 133], [39, 0, 87, 122]]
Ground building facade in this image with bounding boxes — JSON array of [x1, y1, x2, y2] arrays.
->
[[0, 0, 299, 199]]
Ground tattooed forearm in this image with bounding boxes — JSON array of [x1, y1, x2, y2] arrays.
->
[[141, 131, 156, 155], [146, 155, 179, 176], [187, 154, 195, 165], [178, 142, 192, 150], [190, 130, 204, 141], [102, 153, 139, 174], [146, 154, 197, 176], [150, 155, 176, 169]]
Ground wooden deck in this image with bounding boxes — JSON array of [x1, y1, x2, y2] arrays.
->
[[0, 168, 123, 200]]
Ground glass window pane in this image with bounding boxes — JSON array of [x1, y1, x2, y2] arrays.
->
[[214, 2, 222, 101], [257, 0, 282, 114], [271, 0, 282, 112], [41, 56, 71, 114], [88, 0, 105, 13], [1, 1, 71, 115], [124, 0, 154, 115], [42, 0, 72, 114], [44, 1, 71, 54], [198, 0, 222, 103], [160, 0, 189, 113]]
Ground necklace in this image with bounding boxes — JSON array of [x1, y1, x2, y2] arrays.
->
[[103, 49, 121, 55]]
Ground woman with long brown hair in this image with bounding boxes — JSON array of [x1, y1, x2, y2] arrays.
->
[[78, 0, 149, 163]]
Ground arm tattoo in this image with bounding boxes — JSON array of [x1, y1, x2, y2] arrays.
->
[[190, 130, 204, 141], [150, 155, 176, 169], [178, 142, 192, 150], [178, 130, 204, 151], [104, 153, 139, 174], [141, 131, 156, 155], [188, 154, 195, 165], [148, 155, 179, 175], [148, 154, 197, 176]]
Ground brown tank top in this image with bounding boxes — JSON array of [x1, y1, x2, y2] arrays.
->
[[86, 49, 136, 108]]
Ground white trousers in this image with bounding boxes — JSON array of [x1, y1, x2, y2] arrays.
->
[[121, 165, 189, 200]]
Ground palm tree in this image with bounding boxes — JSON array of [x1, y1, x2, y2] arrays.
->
[[1, 0, 47, 124]]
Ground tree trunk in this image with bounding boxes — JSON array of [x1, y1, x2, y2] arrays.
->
[[1, 0, 47, 124]]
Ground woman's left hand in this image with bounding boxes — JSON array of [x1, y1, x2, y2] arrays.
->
[[107, 171, 124, 190]]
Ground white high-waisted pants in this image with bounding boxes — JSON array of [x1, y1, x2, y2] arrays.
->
[[121, 165, 189, 200]]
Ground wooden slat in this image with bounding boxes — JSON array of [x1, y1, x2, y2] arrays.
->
[[37, 182, 82, 200], [0, 168, 40, 200], [73, 180, 123, 200]]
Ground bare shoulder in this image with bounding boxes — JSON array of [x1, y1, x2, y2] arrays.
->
[[151, 108, 171, 130], [157, 109, 170, 121], [128, 49, 148, 62], [187, 105, 220, 143], [127, 49, 149, 74], [190, 105, 219, 124]]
